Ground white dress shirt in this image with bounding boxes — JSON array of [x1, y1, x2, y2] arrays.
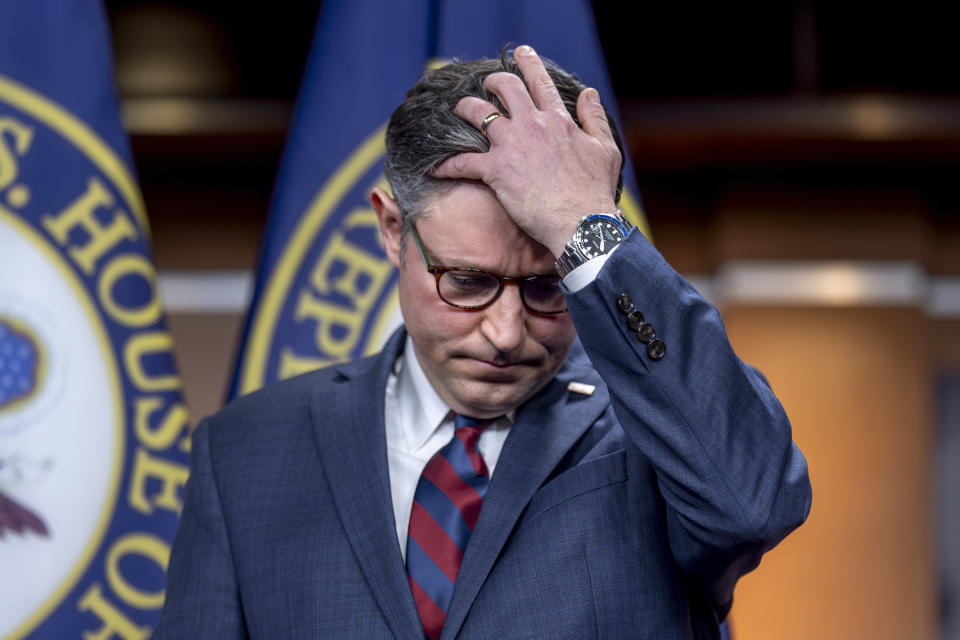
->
[[385, 338, 512, 561], [383, 250, 613, 560]]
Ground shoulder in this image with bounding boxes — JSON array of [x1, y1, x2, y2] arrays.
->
[[200, 349, 387, 451]]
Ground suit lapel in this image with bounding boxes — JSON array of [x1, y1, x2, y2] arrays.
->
[[309, 330, 423, 639], [441, 360, 609, 639]]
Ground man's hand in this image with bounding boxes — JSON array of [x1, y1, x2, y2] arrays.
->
[[431, 45, 622, 257]]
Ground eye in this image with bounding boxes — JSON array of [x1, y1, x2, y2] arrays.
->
[[447, 271, 491, 289], [439, 271, 500, 303], [523, 276, 563, 301]]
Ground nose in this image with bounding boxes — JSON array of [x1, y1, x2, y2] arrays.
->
[[479, 283, 527, 354]]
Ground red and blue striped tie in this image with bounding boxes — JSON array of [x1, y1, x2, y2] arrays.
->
[[406, 414, 491, 640]]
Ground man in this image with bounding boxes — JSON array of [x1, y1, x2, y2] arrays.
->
[[155, 46, 811, 639]]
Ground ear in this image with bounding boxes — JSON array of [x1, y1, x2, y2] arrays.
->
[[370, 186, 404, 268]]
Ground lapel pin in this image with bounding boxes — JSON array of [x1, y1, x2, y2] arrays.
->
[[567, 381, 596, 396]]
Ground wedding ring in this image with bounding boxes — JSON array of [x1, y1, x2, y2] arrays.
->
[[479, 111, 502, 136]]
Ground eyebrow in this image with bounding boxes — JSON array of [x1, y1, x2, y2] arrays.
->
[[430, 256, 558, 279], [413, 225, 556, 278]]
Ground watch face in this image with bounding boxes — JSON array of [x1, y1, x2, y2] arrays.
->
[[575, 216, 627, 258]]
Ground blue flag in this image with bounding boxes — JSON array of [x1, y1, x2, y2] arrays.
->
[[230, 0, 650, 398], [0, 1, 189, 637]]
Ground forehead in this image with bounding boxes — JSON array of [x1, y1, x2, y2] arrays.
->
[[416, 182, 555, 272], [418, 181, 508, 229]]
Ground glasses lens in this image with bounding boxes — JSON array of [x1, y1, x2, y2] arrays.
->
[[438, 270, 501, 307], [523, 276, 566, 313]]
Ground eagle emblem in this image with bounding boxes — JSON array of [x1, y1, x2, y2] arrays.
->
[[0, 489, 49, 538]]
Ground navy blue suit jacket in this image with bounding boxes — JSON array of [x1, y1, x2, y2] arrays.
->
[[155, 231, 811, 638]]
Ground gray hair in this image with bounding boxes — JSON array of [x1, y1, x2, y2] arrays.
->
[[383, 49, 625, 225]]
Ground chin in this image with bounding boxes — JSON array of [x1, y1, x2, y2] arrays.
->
[[452, 379, 545, 417]]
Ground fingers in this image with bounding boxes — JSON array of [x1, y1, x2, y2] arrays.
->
[[452, 96, 507, 137], [512, 45, 566, 112], [576, 88, 614, 142], [481, 72, 533, 118], [480, 46, 565, 119], [445, 45, 617, 167], [431, 151, 487, 181]]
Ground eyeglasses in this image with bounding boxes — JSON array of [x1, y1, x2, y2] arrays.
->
[[409, 222, 568, 315]]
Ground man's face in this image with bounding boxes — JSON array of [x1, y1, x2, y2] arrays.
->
[[392, 182, 576, 419]]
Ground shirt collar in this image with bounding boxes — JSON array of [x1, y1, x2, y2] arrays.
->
[[400, 336, 454, 451]]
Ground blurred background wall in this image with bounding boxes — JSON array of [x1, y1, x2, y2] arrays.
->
[[103, 1, 960, 637]]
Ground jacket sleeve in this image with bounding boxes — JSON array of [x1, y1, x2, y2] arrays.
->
[[153, 419, 249, 638], [565, 229, 812, 615]]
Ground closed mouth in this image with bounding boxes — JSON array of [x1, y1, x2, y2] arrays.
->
[[465, 356, 539, 370]]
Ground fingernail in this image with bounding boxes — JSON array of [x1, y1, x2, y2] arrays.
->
[[587, 88, 601, 104], [516, 45, 534, 57]]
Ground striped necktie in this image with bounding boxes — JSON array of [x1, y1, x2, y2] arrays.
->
[[406, 414, 492, 640]]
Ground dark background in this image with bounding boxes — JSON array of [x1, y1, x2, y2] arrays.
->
[[102, 0, 960, 273]]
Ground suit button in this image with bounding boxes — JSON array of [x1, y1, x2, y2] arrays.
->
[[617, 293, 633, 314], [626, 310, 645, 331], [647, 339, 666, 360], [637, 323, 656, 344]]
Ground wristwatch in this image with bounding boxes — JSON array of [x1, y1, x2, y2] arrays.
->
[[555, 213, 633, 277]]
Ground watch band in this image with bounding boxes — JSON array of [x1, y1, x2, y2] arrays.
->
[[555, 213, 632, 278]]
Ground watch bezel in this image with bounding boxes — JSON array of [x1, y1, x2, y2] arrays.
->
[[572, 214, 630, 259], [555, 212, 633, 278]]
